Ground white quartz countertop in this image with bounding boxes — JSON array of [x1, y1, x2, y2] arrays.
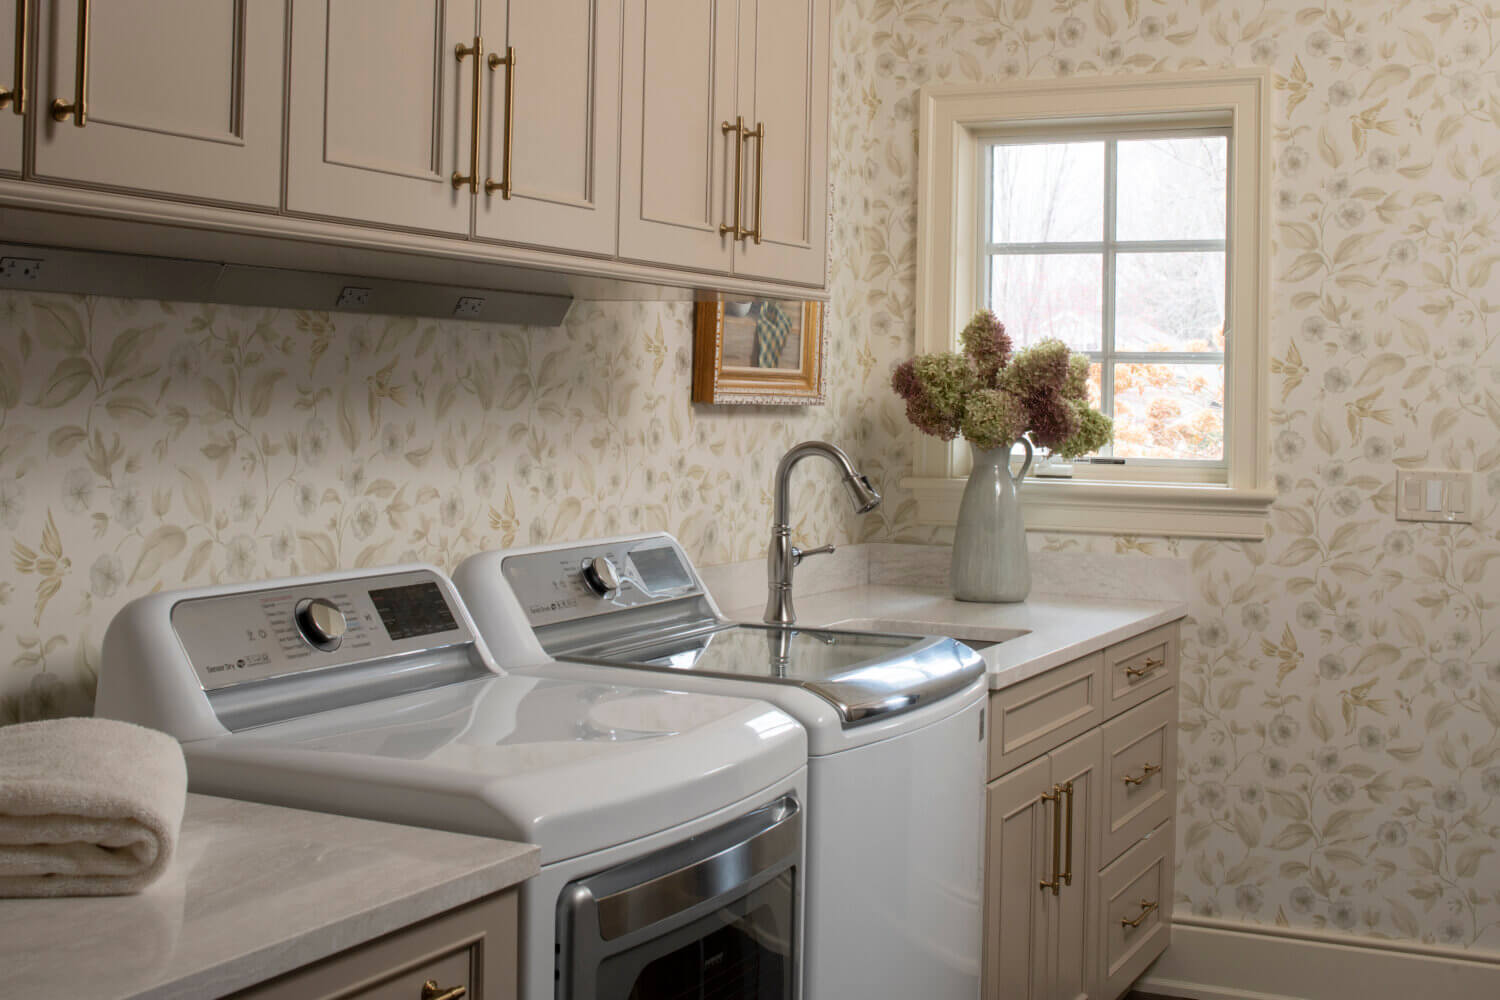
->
[[727, 585, 1187, 690], [0, 793, 539, 1000]]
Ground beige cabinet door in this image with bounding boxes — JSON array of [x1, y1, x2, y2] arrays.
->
[[473, 0, 620, 256], [984, 755, 1054, 1000], [32, 0, 285, 206], [731, 0, 828, 286], [618, 0, 737, 274], [1050, 729, 1103, 1000], [0, 0, 23, 175], [287, 0, 478, 235]]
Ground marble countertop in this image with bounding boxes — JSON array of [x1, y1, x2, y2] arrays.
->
[[0, 794, 539, 1000], [727, 585, 1187, 690]]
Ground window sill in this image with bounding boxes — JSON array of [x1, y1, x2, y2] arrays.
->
[[901, 476, 1275, 540]]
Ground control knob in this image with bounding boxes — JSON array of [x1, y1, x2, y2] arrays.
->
[[294, 597, 347, 650], [580, 556, 622, 598]]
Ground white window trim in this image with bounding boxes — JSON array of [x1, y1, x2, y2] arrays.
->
[[906, 70, 1275, 540]]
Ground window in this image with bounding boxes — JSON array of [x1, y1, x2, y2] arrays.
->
[[911, 71, 1274, 539]]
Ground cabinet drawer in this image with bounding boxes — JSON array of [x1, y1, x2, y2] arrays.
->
[[988, 653, 1103, 780], [1101, 690, 1177, 865], [1104, 623, 1179, 718], [1098, 820, 1173, 1000], [232, 890, 517, 1000]]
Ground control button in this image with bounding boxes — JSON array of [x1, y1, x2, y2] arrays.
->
[[580, 556, 622, 598], [294, 597, 347, 651]]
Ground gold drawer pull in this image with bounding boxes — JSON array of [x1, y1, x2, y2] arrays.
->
[[1037, 784, 1063, 895], [1, 0, 31, 114], [1124, 656, 1164, 679], [720, 116, 748, 238], [49, 0, 88, 125], [1121, 762, 1161, 786], [421, 980, 467, 1000], [1121, 898, 1158, 929], [451, 36, 483, 192], [746, 119, 765, 243], [484, 45, 515, 199]]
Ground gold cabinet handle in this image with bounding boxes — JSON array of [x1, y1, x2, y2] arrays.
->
[[49, 0, 87, 125], [1, 0, 30, 114], [745, 120, 765, 244], [1122, 762, 1162, 786], [1124, 656, 1164, 679], [1038, 784, 1063, 896], [1121, 898, 1158, 929], [1060, 779, 1074, 887], [451, 36, 483, 192], [720, 116, 747, 238], [484, 45, 515, 199], [420, 980, 467, 1000]]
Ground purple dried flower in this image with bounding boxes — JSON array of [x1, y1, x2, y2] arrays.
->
[[960, 310, 1013, 386]]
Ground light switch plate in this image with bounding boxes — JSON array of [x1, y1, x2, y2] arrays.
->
[[1395, 469, 1473, 523]]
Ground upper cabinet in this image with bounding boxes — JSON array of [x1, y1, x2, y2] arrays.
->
[[0, 0, 830, 298], [619, 0, 828, 287], [0, 0, 25, 175], [32, 0, 286, 207], [286, 0, 477, 235], [473, 0, 621, 257]]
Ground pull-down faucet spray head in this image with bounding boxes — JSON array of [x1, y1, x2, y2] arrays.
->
[[843, 472, 882, 515]]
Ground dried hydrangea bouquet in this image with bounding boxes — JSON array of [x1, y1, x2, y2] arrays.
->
[[892, 310, 1112, 602]]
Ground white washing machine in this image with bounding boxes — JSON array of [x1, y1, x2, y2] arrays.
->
[[93, 565, 809, 1000], [455, 534, 988, 1000]]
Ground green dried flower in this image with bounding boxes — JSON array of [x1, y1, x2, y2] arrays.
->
[[960, 388, 1027, 451], [959, 310, 1013, 386], [1065, 354, 1090, 401], [1052, 402, 1114, 459]]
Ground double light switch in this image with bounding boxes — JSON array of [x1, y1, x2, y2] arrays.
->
[[1396, 469, 1473, 524]]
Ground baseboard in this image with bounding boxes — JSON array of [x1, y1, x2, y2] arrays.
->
[[1137, 918, 1500, 1000]]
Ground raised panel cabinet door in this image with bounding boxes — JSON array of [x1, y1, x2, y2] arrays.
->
[[32, 0, 286, 205], [473, 0, 620, 256], [0, 0, 22, 175], [1049, 729, 1103, 1000], [731, 0, 828, 286], [984, 756, 1055, 1000], [287, 0, 478, 235], [618, 0, 736, 274]]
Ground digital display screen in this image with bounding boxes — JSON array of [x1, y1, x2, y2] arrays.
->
[[369, 582, 459, 641], [629, 546, 691, 591]]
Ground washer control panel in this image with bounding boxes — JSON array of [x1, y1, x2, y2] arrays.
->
[[501, 536, 702, 628], [170, 569, 472, 691]]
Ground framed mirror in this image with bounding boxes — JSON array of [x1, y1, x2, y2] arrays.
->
[[692, 299, 826, 405]]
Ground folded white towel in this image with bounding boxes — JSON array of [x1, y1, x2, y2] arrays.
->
[[0, 717, 187, 897]]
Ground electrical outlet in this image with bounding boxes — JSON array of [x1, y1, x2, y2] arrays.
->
[[0, 257, 44, 281], [335, 286, 372, 308], [1395, 468, 1472, 524], [454, 296, 485, 318]]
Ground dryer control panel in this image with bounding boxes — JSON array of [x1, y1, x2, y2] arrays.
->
[[170, 568, 473, 691], [501, 535, 704, 629]]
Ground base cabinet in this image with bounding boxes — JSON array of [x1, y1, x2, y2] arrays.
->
[[984, 622, 1180, 1000], [231, 889, 518, 1000]]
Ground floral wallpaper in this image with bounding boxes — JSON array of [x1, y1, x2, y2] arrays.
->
[[830, 0, 1500, 958], [0, 293, 865, 721]]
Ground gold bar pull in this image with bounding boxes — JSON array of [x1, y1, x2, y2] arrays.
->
[[1124, 655, 1165, 679], [1, 0, 30, 114], [451, 36, 483, 192], [719, 116, 746, 238], [1122, 762, 1162, 786], [745, 120, 765, 244], [484, 45, 515, 199], [1121, 898, 1159, 929], [1060, 779, 1075, 887], [49, 0, 88, 125], [420, 980, 467, 1000], [1038, 784, 1063, 896]]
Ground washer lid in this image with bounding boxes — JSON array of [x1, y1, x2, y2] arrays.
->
[[183, 673, 806, 865]]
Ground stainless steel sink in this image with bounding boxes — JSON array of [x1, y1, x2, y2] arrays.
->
[[823, 618, 1030, 652]]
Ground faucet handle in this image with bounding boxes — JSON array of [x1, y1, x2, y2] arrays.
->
[[791, 544, 835, 567]]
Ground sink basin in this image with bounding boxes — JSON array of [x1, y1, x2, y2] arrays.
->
[[822, 618, 1030, 652]]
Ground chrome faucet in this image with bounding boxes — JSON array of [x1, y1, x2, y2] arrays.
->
[[764, 441, 882, 626]]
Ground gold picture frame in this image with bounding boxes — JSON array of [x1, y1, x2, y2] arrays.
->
[[691, 299, 826, 405]]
